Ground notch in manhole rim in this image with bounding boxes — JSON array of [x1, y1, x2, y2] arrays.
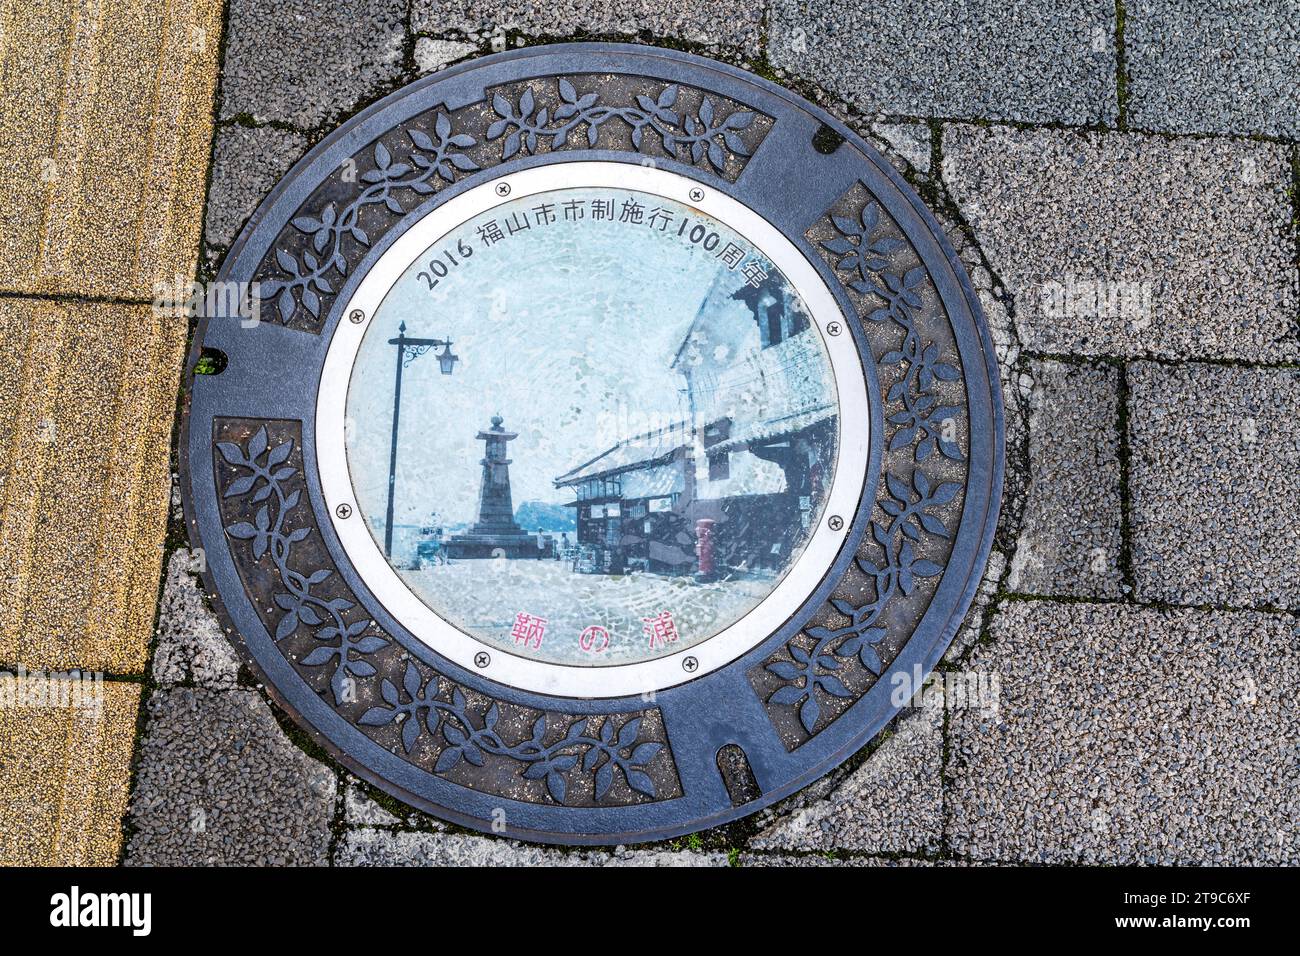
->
[[716, 743, 761, 807], [812, 124, 845, 155], [194, 347, 228, 375]]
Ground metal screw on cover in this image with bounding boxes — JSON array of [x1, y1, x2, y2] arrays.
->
[[827, 321, 842, 336], [474, 652, 491, 668], [349, 309, 365, 324], [682, 656, 699, 672], [828, 515, 844, 531], [335, 503, 352, 519], [688, 187, 704, 202], [495, 182, 511, 197]]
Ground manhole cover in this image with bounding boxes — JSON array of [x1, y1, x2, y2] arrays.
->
[[185, 43, 1003, 844]]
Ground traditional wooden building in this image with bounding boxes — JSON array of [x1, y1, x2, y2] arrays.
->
[[553, 421, 694, 574], [554, 268, 836, 577]]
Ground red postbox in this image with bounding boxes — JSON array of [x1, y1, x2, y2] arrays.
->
[[695, 517, 717, 581]]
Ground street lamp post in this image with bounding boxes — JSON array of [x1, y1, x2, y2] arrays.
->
[[385, 321, 458, 557]]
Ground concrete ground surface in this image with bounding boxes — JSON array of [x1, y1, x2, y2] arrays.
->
[[1, 0, 1296, 866]]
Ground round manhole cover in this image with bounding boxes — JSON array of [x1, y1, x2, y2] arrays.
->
[[185, 43, 1003, 844]]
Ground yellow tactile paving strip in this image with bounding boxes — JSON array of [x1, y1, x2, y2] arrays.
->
[[0, 678, 140, 865], [0, 0, 223, 299], [0, 0, 223, 864], [0, 298, 187, 672]]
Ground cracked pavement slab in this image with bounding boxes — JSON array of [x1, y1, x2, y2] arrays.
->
[[151, 549, 241, 688]]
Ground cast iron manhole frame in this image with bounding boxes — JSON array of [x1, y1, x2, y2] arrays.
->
[[183, 42, 1003, 845]]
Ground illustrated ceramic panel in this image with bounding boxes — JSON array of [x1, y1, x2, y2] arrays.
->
[[345, 186, 840, 666]]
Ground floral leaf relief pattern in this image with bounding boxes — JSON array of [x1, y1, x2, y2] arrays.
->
[[487, 79, 756, 174], [215, 421, 678, 806], [358, 662, 661, 803], [758, 197, 969, 743], [219, 425, 387, 704], [257, 112, 478, 326], [253, 77, 770, 331]]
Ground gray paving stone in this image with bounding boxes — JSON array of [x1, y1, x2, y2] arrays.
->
[[948, 601, 1300, 864], [872, 121, 930, 173], [126, 688, 337, 865], [335, 828, 732, 865], [344, 780, 403, 827], [412, 0, 765, 55], [1006, 359, 1122, 599], [152, 550, 241, 688], [1128, 362, 1300, 609], [203, 124, 309, 257], [220, 0, 407, 128], [1126, 0, 1300, 137], [768, 0, 1117, 124], [750, 703, 943, 854], [605, 847, 730, 866], [945, 546, 1005, 663], [414, 38, 479, 75], [942, 125, 1299, 362]]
